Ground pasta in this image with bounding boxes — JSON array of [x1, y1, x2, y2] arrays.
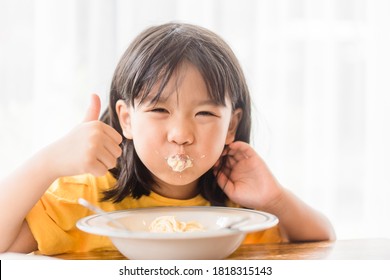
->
[[149, 216, 204, 233]]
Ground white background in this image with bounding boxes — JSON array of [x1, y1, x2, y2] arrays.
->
[[1, 0, 390, 240]]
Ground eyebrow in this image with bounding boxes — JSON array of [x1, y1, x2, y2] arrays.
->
[[196, 99, 222, 107], [137, 94, 167, 106], [139, 94, 223, 107]]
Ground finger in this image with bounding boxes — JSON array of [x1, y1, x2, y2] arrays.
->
[[226, 154, 239, 166], [215, 169, 234, 194], [102, 123, 123, 145], [105, 142, 122, 159], [83, 150, 109, 177], [101, 133, 122, 159], [96, 147, 118, 170], [227, 149, 249, 161], [224, 159, 235, 171], [213, 155, 237, 174], [228, 141, 256, 158], [83, 94, 101, 122], [89, 161, 110, 177], [214, 162, 231, 181]]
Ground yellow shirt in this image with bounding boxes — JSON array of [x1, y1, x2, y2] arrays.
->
[[26, 172, 282, 255]]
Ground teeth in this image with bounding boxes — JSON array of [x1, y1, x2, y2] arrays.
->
[[167, 154, 193, 172]]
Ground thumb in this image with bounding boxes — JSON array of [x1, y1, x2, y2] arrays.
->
[[83, 94, 101, 122]]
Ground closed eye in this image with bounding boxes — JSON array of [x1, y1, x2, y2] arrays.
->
[[150, 108, 169, 113], [196, 111, 218, 117]]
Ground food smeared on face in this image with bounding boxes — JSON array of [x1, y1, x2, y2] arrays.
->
[[166, 154, 193, 172]]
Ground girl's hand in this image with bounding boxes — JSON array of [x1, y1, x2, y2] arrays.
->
[[48, 94, 122, 178], [215, 141, 336, 242], [214, 141, 283, 211]]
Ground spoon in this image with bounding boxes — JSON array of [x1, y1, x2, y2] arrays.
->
[[221, 216, 251, 231], [78, 198, 129, 230]]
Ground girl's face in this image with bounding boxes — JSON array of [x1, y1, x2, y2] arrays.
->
[[117, 62, 241, 198]]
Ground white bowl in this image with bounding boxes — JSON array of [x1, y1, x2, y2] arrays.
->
[[77, 206, 278, 260]]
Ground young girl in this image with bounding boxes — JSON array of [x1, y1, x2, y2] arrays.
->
[[0, 22, 335, 255]]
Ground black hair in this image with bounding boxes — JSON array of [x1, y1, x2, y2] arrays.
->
[[100, 22, 251, 206]]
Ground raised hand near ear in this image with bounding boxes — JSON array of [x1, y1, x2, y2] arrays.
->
[[52, 94, 122, 177], [214, 141, 282, 211]]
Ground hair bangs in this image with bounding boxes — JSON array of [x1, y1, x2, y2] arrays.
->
[[130, 25, 232, 109]]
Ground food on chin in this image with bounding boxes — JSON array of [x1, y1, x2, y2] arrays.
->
[[149, 216, 204, 233], [166, 154, 193, 172]]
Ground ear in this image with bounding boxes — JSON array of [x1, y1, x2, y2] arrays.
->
[[116, 100, 133, 139], [225, 108, 242, 144]]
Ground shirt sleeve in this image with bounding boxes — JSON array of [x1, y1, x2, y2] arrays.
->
[[243, 225, 283, 244], [26, 175, 113, 255]]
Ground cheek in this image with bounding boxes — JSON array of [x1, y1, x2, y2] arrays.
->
[[132, 123, 161, 150], [197, 125, 229, 160], [131, 120, 165, 167], [131, 114, 160, 140]]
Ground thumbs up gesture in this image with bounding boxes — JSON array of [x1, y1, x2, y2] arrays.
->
[[83, 93, 102, 122], [50, 94, 123, 177]]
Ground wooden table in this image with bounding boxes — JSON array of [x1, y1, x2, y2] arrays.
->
[[49, 238, 390, 260]]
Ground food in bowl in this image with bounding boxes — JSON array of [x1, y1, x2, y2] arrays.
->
[[149, 215, 204, 232], [77, 206, 278, 260], [166, 154, 193, 172]]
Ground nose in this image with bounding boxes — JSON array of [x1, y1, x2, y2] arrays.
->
[[167, 118, 194, 146]]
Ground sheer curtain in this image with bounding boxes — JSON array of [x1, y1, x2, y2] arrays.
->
[[1, 0, 389, 239]]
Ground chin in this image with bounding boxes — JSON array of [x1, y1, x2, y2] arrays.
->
[[152, 169, 201, 186], [170, 172, 200, 184]]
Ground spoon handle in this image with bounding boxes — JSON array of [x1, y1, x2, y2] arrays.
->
[[78, 198, 128, 230], [222, 216, 251, 231]]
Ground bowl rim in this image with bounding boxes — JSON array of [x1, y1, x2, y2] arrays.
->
[[76, 206, 279, 240]]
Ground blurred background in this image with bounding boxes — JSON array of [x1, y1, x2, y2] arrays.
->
[[1, 0, 389, 240]]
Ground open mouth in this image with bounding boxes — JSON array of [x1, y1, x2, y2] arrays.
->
[[166, 154, 193, 172]]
